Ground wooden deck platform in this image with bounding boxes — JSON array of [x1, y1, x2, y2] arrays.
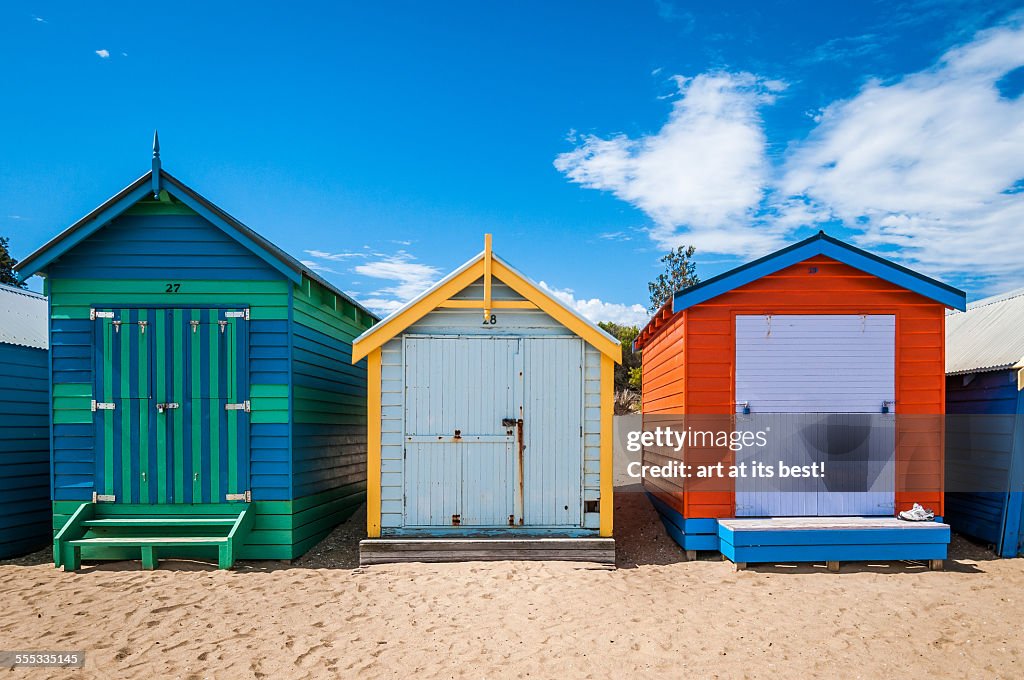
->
[[718, 516, 950, 568], [359, 538, 616, 567]]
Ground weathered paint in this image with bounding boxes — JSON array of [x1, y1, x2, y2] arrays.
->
[[20, 171, 376, 565], [638, 246, 957, 525]]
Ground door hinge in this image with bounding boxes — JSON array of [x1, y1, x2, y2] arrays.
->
[[90, 309, 115, 320], [92, 492, 116, 503], [91, 400, 116, 411], [225, 400, 251, 412], [156, 402, 180, 413], [226, 491, 252, 502], [224, 310, 249, 320]]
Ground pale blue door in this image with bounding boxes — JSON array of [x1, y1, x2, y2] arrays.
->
[[403, 337, 521, 527]]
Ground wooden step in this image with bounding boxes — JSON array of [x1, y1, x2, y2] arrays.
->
[[69, 537, 229, 546], [55, 503, 255, 572], [82, 518, 237, 528], [360, 537, 615, 566]]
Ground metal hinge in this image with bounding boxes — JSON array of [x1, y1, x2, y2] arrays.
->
[[224, 310, 249, 320], [90, 309, 115, 320], [225, 400, 251, 412], [91, 400, 116, 411], [226, 491, 252, 502], [92, 492, 116, 503]]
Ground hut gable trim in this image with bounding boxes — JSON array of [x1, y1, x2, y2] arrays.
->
[[16, 169, 377, 323], [672, 231, 966, 314], [351, 251, 622, 363]]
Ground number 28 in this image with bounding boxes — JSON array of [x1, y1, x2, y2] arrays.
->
[[482, 314, 497, 325]]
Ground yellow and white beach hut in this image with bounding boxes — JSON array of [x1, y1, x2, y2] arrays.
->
[[351, 236, 620, 565]]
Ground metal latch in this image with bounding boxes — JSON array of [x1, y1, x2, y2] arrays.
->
[[451, 514, 461, 526], [224, 310, 249, 320], [91, 400, 116, 411], [92, 492, 116, 503], [156, 402, 180, 413], [90, 309, 115, 320], [882, 400, 895, 414], [225, 400, 251, 412], [226, 491, 252, 502]]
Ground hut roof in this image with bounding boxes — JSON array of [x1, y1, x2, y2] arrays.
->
[[0, 283, 47, 349], [946, 287, 1024, 376]]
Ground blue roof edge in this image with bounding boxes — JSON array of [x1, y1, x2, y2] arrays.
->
[[672, 232, 967, 313]]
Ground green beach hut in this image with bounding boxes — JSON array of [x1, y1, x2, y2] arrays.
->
[[16, 137, 377, 570]]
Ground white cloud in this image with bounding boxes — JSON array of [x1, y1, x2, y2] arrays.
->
[[554, 72, 787, 258], [557, 20, 1024, 291], [303, 248, 368, 261], [539, 281, 649, 327], [95, 49, 110, 58], [354, 252, 442, 315], [782, 21, 1024, 287], [300, 259, 338, 274]]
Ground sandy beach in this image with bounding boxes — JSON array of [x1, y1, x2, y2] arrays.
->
[[1, 491, 1022, 679]]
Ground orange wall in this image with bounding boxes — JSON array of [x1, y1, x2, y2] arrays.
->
[[641, 254, 947, 519]]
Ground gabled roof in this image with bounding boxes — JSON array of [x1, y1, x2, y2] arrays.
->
[[351, 240, 621, 364], [0, 283, 47, 350], [16, 168, 377, 322], [671, 231, 966, 313], [946, 287, 1024, 376], [633, 231, 966, 352]]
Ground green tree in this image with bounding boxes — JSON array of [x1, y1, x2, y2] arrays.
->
[[648, 245, 699, 313], [598, 321, 641, 394], [0, 237, 25, 289]]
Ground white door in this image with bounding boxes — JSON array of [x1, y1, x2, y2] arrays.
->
[[734, 314, 896, 516], [404, 337, 521, 527]]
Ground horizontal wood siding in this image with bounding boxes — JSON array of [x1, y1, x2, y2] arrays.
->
[[945, 370, 1020, 549], [0, 344, 50, 558], [289, 276, 374, 549], [380, 338, 404, 529], [639, 311, 687, 515], [46, 203, 278, 281]]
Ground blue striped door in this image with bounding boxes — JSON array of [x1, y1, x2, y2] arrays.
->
[[93, 308, 249, 504]]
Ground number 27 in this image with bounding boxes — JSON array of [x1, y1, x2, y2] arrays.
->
[[165, 283, 181, 293]]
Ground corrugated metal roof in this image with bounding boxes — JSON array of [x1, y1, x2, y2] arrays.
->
[[0, 283, 47, 350], [946, 287, 1024, 375]]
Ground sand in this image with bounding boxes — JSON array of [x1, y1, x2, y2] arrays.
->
[[1, 492, 1022, 679]]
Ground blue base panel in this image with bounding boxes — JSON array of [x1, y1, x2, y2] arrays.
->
[[646, 492, 720, 552]]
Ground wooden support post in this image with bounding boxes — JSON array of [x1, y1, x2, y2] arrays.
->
[[685, 550, 697, 561], [141, 546, 157, 570], [827, 561, 840, 573], [218, 544, 232, 570], [732, 561, 746, 572], [483, 233, 493, 322], [62, 544, 81, 573], [929, 559, 944, 571]]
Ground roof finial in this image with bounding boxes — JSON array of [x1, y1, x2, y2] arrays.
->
[[151, 130, 162, 197]]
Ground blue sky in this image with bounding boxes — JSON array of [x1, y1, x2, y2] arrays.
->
[[2, 1, 1023, 325]]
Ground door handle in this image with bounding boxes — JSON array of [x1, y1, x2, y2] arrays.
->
[[156, 402, 180, 413]]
